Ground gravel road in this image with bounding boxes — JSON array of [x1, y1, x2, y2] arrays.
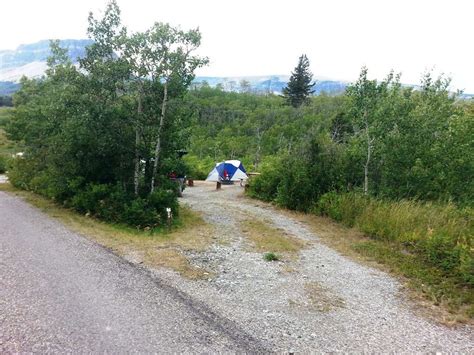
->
[[2, 183, 473, 353], [169, 181, 473, 353], [0, 191, 267, 352]]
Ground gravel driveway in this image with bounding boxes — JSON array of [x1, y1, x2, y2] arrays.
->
[[0, 191, 266, 352], [2, 183, 473, 353], [167, 181, 473, 353]]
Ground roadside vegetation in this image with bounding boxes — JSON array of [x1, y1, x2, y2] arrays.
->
[[0, 107, 17, 173], [5, 1, 207, 228], [0, 182, 214, 279]]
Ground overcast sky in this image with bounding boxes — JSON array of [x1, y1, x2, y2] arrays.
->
[[1, 0, 473, 92]]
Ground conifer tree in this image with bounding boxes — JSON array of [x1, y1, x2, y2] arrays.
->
[[283, 54, 315, 107]]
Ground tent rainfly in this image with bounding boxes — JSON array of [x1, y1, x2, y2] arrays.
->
[[206, 160, 248, 182]]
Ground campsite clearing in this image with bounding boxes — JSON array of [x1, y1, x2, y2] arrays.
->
[[169, 181, 473, 352]]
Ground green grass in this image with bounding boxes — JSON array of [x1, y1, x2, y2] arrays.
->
[[314, 191, 474, 323], [263, 252, 280, 261]]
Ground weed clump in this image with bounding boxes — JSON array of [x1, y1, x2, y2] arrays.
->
[[264, 252, 279, 261]]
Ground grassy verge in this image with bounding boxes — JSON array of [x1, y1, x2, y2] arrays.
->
[[0, 182, 215, 279], [240, 218, 306, 259], [288, 208, 473, 325]]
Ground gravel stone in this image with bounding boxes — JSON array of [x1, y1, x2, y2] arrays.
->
[[161, 181, 474, 353], [0, 191, 268, 352], [2, 181, 473, 353]]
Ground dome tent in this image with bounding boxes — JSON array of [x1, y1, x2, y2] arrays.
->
[[206, 160, 248, 182]]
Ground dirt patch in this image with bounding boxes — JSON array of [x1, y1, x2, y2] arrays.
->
[[240, 218, 306, 256], [145, 248, 212, 280], [304, 281, 346, 312]]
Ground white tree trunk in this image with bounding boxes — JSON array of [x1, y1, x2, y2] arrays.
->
[[134, 92, 143, 196], [150, 82, 168, 193], [254, 127, 262, 170], [363, 111, 372, 196]]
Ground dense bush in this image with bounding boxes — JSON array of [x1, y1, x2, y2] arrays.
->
[[71, 184, 178, 228], [182, 155, 215, 180], [5, 3, 207, 229], [10, 163, 180, 228], [317, 192, 474, 285], [246, 156, 284, 202], [0, 154, 8, 173], [248, 136, 346, 211], [9, 155, 180, 228]]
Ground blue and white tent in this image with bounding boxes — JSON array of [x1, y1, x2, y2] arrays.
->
[[206, 160, 248, 182]]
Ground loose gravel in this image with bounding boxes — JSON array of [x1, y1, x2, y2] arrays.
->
[[151, 181, 473, 353], [0, 191, 267, 353], [2, 181, 473, 353]]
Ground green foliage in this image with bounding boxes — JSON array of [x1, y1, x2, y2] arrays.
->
[[241, 68, 473, 206], [282, 54, 315, 107], [263, 252, 279, 261], [0, 95, 13, 107], [248, 136, 346, 211], [317, 192, 473, 286], [183, 155, 215, 180], [0, 154, 8, 173], [6, 1, 204, 228], [246, 156, 284, 202]]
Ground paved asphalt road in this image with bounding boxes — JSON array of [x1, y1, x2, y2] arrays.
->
[[0, 191, 267, 352]]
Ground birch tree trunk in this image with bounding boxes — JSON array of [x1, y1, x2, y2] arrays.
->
[[133, 91, 143, 196], [363, 110, 372, 195], [254, 127, 262, 170], [150, 82, 168, 193]]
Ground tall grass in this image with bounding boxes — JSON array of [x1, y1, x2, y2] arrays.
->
[[317, 192, 473, 286]]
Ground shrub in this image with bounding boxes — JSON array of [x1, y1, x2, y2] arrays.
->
[[8, 157, 36, 190], [9, 155, 180, 228], [0, 154, 8, 173], [69, 183, 179, 228], [316, 191, 367, 226], [276, 160, 315, 211], [247, 156, 284, 202], [263, 252, 279, 261], [183, 155, 215, 180]]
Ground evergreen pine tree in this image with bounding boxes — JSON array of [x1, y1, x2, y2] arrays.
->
[[283, 54, 315, 107]]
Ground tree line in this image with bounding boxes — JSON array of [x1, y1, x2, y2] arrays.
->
[[184, 67, 473, 206], [6, 1, 206, 228], [182, 66, 473, 295]]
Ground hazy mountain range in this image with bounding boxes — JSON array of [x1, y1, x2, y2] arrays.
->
[[0, 39, 349, 96], [0, 39, 472, 99]]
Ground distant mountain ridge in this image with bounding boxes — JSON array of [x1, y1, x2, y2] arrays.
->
[[0, 39, 92, 95], [0, 39, 472, 99], [0, 39, 92, 69], [192, 75, 348, 95], [0, 39, 349, 96]]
